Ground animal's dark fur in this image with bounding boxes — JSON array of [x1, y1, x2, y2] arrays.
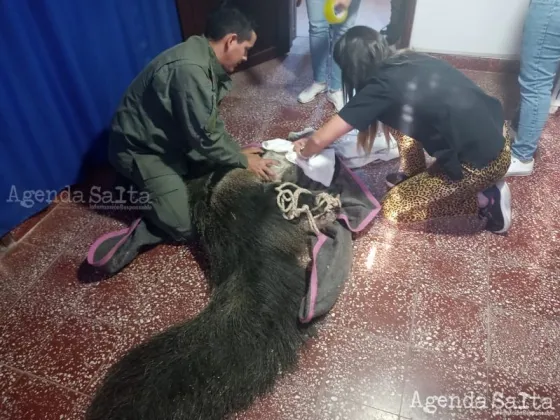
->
[[86, 157, 324, 420]]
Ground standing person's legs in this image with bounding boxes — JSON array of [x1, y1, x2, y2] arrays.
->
[[298, 0, 330, 104], [328, 0, 362, 111], [382, 129, 513, 233], [508, 0, 560, 177]]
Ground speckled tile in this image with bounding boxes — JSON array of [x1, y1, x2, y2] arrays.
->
[[320, 327, 408, 414], [22, 204, 94, 255], [8, 204, 57, 241], [401, 347, 490, 420], [0, 371, 83, 420], [326, 263, 415, 342], [264, 103, 335, 141], [488, 306, 560, 385], [0, 242, 60, 294], [28, 315, 136, 393], [23, 254, 89, 315], [347, 239, 423, 289], [133, 245, 211, 338], [0, 300, 64, 371], [0, 365, 20, 395], [64, 212, 132, 259], [413, 233, 489, 305], [314, 391, 400, 420], [489, 265, 560, 318], [411, 290, 488, 364], [488, 215, 551, 270], [0, 282, 19, 321], [533, 117, 560, 168], [64, 395, 91, 420], [488, 368, 560, 419], [70, 267, 143, 331]]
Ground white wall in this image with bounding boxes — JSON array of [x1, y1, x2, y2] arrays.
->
[[409, 0, 530, 59]]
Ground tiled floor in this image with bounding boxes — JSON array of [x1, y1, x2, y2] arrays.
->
[[1, 38, 560, 420]]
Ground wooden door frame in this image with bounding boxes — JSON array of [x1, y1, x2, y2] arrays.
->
[[397, 0, 418, 50]]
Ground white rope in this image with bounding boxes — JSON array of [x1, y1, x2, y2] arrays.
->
[[275, 182, 341, 235]]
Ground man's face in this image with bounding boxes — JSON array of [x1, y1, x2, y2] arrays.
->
[[221, 31, 257, 72]]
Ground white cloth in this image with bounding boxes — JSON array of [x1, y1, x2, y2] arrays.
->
[[332, 124, 399, 168], [261, 139, 336, 187]]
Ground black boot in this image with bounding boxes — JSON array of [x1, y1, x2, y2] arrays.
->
[[87, 218, 166, 275]]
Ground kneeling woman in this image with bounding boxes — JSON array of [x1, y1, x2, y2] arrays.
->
[[293, 26, 512, 233]]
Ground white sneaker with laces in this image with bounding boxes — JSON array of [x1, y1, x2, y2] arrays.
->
[[506, 156, 534, 177], [327, 89, 344, 111], [297, 82, 327, 104]]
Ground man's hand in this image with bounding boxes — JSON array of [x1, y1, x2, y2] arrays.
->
[[242, 148, 279, 181]]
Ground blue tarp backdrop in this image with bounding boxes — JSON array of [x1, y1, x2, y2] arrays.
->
[[0, 0, 183, 237]]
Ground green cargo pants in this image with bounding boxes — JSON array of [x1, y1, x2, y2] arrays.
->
[[112, 151, 196, 243]]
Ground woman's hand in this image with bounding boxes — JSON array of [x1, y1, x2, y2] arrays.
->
[[293, 138, 310, 160]]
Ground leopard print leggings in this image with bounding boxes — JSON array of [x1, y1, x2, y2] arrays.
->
[[381, 125, 512, 224]]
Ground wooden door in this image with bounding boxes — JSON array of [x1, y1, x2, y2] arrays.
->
[[174, 0, 297, 71]]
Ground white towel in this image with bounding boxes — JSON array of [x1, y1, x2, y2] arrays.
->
[[332, 125, 399, 168], [261, 139, 336, 187]]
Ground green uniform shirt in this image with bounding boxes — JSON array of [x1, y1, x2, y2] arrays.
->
[[108, 35, 248, 182]]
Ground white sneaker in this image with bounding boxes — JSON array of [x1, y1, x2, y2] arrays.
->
[[505, 156, 534, 177], [327, 90, 344, 111], [297, 82, 327, 104]]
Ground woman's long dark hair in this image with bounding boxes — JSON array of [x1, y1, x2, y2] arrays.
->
[[334, 25, 408, 153]]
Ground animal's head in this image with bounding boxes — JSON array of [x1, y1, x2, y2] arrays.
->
[[262, 150, 298, 183]]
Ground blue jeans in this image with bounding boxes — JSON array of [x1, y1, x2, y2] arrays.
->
[[513, 0, 560, 161], [306, 0, 362, 91]]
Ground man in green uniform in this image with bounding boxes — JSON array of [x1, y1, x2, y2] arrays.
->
[[87, 6, 277, 275]]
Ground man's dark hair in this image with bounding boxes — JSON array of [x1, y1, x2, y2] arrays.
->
[[205, 5, 255, 43]]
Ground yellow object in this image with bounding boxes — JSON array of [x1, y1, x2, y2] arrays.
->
[[323, 0, 348, 24]]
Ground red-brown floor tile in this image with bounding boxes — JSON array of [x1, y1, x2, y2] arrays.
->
[[488, 215, 550, 269], [320, 327, 408, 414], [0, 371, 83, 419], [22, 205, 94, 255], [489, 306, 560, 384], [0, 365, 20, 394], [23, 254, 90, 315], [0, 242, 60, 294], [488, 367, 560, 419], [64, 212, 131, 259], [401, 347, 490, 419], [64, 395, 91, 420], [29, 315, 137, 393], [532, 117, 560, 168], [350, 238, 424, 289], [0, 300, 64, 371], [0, 283, 19, 321], [264, 103, 335, 141], [71, 265, 143, 330], [490, 265, 560, 318], [326, 263, 415, 342], [314, 391, 400, 419], [133, 245, 211, 337], [9, 204, 57, 241], [413, 232, 489, 305], [411, 290, 488, 364]]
